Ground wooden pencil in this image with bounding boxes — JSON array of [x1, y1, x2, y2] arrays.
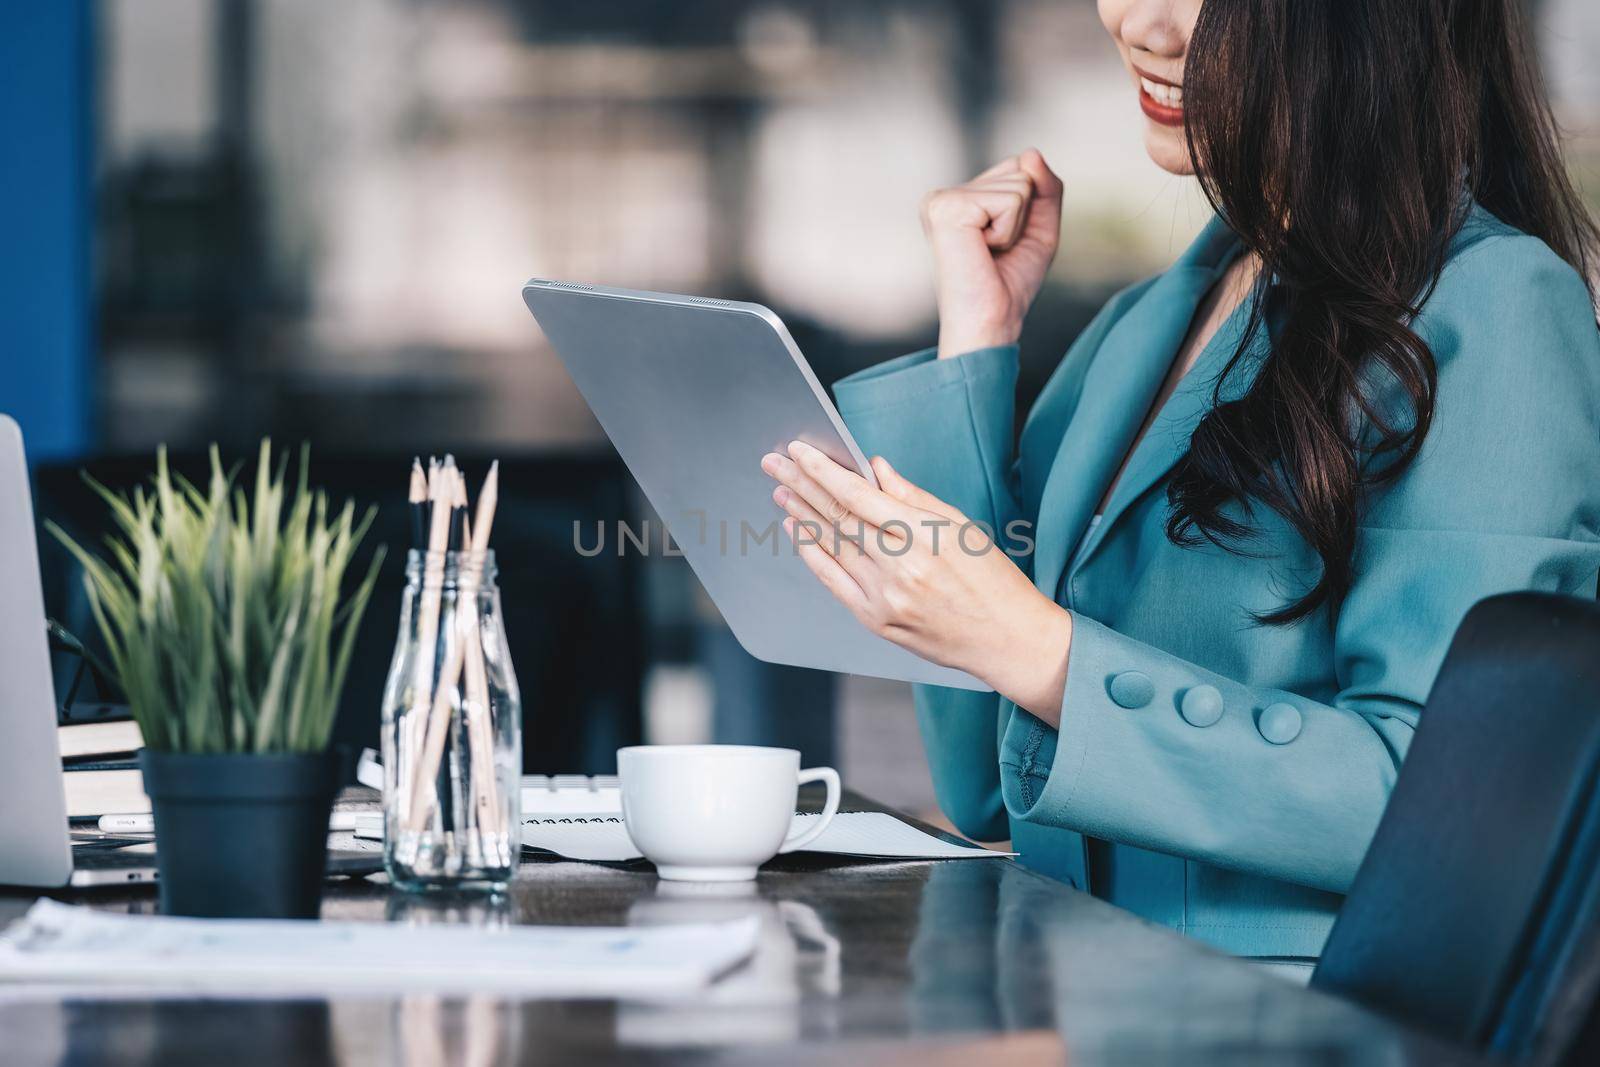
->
[[470, 461, 499, 558], [461, 462, 502, 838], [447, 464, 467, 551], [408, 626, 466, 833], [408, 458, 428, 551]]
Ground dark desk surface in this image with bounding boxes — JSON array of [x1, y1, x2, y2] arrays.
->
[[0, 791, 1478, 1066]]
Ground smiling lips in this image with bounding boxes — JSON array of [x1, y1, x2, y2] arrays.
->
[[1136, 70, 1184, 127]]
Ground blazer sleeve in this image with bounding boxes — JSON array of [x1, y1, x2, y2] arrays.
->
[[998, 233, 1600, 893], [830, 344, 1019, 840], [833, 344, 1024, 535], [832, 299, 1136, 841]]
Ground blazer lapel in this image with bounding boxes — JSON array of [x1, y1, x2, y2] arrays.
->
[[1080, 286, 1266, 568], [1028, 217, 1241, 603]]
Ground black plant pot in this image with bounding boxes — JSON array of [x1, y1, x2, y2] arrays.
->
[[140, 749, 344, 919]]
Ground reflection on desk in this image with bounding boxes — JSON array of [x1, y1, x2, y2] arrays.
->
[[620, 881, 841, 1047], [0, 793, 1481, 1066]]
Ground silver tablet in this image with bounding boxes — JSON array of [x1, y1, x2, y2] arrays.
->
[[522, 280, 987, 691]]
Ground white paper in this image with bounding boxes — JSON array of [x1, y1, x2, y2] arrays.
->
[[0, 900, 757, 998], [521, 811, 1015, 863], [62, 768, 150, 818], [788, 812, 1016, 859], [57, 720, 144, 761]]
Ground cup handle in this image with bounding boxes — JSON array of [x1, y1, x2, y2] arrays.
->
[[778, 767, 841, 854]]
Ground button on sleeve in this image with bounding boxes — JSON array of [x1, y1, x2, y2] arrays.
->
[[1258, 702, 1303, 745], [1179, 684, 1225, 728], [1108, 670, 1155, 709]]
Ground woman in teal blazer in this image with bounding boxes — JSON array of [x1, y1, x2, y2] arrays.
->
[[760, 0, 1600, 964]]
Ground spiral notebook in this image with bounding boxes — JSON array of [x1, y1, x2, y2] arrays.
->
[[521, 811, 1013, 863], [347, 764, 1014, 863]]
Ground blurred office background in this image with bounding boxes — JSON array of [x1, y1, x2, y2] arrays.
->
[[6, 1, 1598, 827]]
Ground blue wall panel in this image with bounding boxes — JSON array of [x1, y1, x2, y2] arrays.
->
[[0, 1, 91, 461]]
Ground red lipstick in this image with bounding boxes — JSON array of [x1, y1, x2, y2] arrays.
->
[[1133, 65, 1185, 128]]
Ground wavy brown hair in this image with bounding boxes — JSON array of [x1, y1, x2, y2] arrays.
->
[[1168, 0, 1599, 623]]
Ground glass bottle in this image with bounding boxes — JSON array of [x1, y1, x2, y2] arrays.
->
[[381, 549, 521, 890]]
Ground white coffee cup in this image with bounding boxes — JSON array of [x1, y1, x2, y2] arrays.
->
[[617, 745, 842, 882]]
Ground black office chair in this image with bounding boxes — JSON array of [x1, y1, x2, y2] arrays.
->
[[32, 448, 646, 776], [1312, 592, 1600, 1065]]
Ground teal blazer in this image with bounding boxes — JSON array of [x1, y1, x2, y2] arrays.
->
[[834, 206, 1600, 960]]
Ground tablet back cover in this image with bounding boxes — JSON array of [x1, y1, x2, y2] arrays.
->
[[523, 280, 988, 692]]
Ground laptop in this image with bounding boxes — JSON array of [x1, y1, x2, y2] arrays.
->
[[0, 416, 381, 888]]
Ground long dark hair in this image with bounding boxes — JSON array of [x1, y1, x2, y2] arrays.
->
[[1170, 0, 1598, 623]]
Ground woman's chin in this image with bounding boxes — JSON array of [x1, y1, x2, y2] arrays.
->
[[1143, 125, 1197, 177]]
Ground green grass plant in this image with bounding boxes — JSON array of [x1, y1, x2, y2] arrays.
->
[[49, 441, 384, 754]]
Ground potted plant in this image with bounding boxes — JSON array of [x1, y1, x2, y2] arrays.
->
[[51, 441, 383, 918]]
